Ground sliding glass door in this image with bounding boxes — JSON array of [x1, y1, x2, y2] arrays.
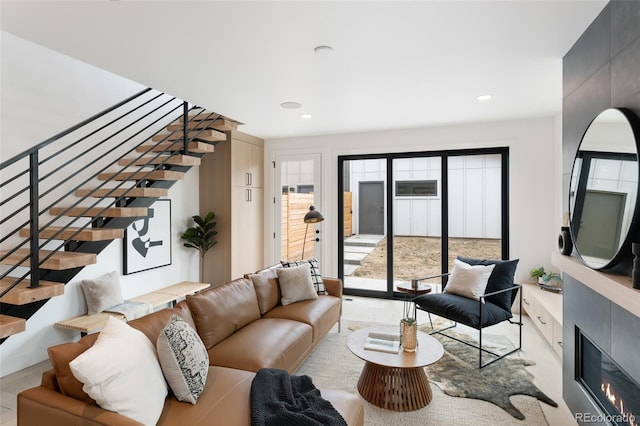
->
[[338, 148, 508, 298], [392, 156, 442, 291]]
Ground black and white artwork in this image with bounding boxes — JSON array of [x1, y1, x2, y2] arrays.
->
[[124, 199, 172, 274]]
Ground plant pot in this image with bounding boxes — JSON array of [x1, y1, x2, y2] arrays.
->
[[401, 320, 417, 352]]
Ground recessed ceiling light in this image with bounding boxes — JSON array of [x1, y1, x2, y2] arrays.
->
[[314, 45, 333, 55], [300, 114, 313, 119], [476, 94, 493, 101], [280, 101, 302, 109]]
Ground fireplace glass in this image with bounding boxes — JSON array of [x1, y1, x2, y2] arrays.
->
[[578, 331, 640, 426]]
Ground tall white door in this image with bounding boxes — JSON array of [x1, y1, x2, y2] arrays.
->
[[273, 154, 322, 264]]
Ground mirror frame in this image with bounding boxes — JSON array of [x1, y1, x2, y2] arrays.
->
[[569, 107, 640, 270]]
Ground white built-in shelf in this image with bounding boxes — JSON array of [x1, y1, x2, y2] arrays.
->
[[551, 251, 640, 317]]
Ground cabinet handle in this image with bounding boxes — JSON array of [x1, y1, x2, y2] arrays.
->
[[536, 316, 547, 325], [249, 173, 252, 186], [557, 341, 563, 347], [523, 299, 530, 306], [246, 189, 252, 202], [245, 173, 251, 186]]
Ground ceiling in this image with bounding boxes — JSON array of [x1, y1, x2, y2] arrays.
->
[[1, 1, 607, 140]]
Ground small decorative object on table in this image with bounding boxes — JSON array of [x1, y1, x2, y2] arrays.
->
[[632, 243, 640, 290], [558, 211, 573, 255], [530, 267, 563, 293], [364, 331, 400, 354], [401, 300, 418, 352]]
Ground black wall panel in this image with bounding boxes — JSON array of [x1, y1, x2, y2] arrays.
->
[[562, 0, 640, 259], [610, 0, 640, 57], [563, 7, 610, 98]]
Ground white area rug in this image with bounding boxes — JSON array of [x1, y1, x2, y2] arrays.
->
[[295, 321, 550, 426]]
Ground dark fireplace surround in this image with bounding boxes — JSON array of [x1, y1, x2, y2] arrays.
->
[[563, 273, 640, 426], [577, 330, 639, 426]]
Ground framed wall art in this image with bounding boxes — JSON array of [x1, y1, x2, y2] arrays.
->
[[124, 199, 172, 275]]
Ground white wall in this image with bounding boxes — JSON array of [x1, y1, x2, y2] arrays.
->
[[0, 33, 200, 376], [265, 117, 560, 285]]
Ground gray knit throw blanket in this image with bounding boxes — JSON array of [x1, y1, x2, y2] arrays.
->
[[250, 368, 347, 426]]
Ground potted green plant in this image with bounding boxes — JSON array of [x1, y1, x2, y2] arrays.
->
[[530, 267, 562, 288], [181, 211, 217, 282]]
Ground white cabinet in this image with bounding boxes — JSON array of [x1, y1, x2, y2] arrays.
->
[[521, 283, 563, 359], [200, 131, 264, 286]]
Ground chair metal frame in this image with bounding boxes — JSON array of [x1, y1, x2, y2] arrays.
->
[[414, 273, 523, 368]]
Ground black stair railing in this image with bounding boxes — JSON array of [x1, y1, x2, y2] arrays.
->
[[0, 88, 222, 302]]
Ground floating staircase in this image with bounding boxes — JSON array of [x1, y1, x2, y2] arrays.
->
[[0, 91, 239, 341]]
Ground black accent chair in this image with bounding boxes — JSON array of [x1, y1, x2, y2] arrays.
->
[[413, 257, 522, 368]]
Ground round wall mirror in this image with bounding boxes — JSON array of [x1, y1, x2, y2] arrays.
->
[[569, 108, 640, 269]]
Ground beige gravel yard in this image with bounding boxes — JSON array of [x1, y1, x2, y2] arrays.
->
[[351, 236, 501, 280]]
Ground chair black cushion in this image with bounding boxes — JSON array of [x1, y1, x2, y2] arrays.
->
[[414, 293, 513, 329], [457, 256, 519, 312]]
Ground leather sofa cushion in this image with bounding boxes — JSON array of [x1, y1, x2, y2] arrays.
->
[[128, 301, 195, 344], [47, 339, 97, 405], [247, 273, 280, 315], [157, 366, 253, 425], [187, 278, 261, 349], [208, 318, 312, 373], [264, 295, 340, 342]]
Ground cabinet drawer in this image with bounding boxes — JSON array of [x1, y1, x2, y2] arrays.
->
[[553, 320, 563, 358], [533, 302, 554, 344], [522, 291, 535, 316]]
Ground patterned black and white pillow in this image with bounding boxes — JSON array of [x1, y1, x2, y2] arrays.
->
[[281, 257, 326, 294], [157, 315, 209, 404]]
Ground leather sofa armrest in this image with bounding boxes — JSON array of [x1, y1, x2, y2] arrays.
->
[[18, 386, 143, 426], [323, 277, 342, 299]]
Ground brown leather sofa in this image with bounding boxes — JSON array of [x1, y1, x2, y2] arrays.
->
[[17, 264, 364, 426]]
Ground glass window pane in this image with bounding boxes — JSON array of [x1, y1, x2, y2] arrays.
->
[[447, 154, 502, 269]]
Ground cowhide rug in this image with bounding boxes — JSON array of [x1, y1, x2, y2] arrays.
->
[[421, 325, 558, 420]]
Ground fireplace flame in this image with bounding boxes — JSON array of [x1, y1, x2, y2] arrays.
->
[[602, 382, 617, 405], [601, 380, 638, 426]]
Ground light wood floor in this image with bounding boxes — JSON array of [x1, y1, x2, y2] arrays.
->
[[0, 296, 576, 426]]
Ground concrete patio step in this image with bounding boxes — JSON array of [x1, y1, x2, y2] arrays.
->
[[344, 252, 370, 265], [343, 234, 384, 247]]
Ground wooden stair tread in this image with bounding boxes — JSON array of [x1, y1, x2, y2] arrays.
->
[[50, 206, 147, 218], [0, 315, 26, 339], [118, 155, 201, 167], [136, 141, 215, 154], [0, 278, 64, 305], [19, 226, 124, 241], [76, 187, 169, 198], [0, 249, 96, 270], [168, 118, 237, 131], [98, 170, 185, 181], [151, 129, 226, 143]]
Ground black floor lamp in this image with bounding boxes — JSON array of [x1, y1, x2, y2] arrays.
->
[[302, 205, 324, 259]]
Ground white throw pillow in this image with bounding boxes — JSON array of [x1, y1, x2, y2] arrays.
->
[[280, 257, 326, 294], [444, 259, 495, 301], [80, 271, 124, 315], [277, 263, 318, 306], [69, 316, 168, 425], [157, 315, 209, 404]]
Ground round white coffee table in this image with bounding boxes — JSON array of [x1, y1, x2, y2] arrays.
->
[[347, 325, 444, 411]]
